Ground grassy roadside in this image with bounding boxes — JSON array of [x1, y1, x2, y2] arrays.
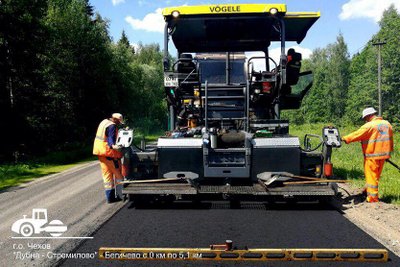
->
[[0, 162, 92, 191], [0, 134, 162, 191], [290, 123, 399, 204], [0, 146, 95, 191]]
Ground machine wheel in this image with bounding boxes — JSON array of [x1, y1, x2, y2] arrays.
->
[[20, 223, 34, 237]]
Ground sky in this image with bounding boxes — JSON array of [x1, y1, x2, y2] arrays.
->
[[90, 0, 400, 64]]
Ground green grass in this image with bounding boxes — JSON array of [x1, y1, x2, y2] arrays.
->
[[0, 145, 94, 191], [290, 123, 400, 204], [0, 162, 90, 191], [133, 131, 165, 143], [0, 133, 162, 191]]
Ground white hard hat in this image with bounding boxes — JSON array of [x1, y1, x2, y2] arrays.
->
[[112, 113, 124, 123], [362, 107, 377, 119]]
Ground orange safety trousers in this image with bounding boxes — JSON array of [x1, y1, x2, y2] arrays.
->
[[364, 158, 385, 202], [98, 156, 123, 190]]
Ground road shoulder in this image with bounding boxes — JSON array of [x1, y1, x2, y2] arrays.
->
[[338, 184, 400, 256]]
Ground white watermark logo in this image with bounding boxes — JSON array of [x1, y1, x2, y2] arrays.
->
[[11, 209, 67, 237], [11, 208, 93, 240]]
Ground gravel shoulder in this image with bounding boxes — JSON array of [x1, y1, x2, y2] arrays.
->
[[337, 184, 400, 257]]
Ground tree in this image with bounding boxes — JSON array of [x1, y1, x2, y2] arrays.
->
[[118, 30, 130, 49], [0, 0, 168, 160], [131, 44, 166, 133], [344, 46, 376, 124], [377, 5, 400, 123], [345, 4, 400, 124], [0, 0, 48, 158], [283, 34, 350, 124], [42, 0, 118, 147], [325, 34, 350, 120]]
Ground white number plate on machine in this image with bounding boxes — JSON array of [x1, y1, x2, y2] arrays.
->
[[164, 75, 178, 87]]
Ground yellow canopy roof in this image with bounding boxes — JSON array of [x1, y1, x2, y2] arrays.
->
[[162, 4, 320, 52], [162, 4, 287, 16]]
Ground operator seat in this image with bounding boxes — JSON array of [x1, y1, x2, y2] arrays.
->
[[175, 53, 199, 98], [176, 53, 197, 73], [286, 49, 302, 85]]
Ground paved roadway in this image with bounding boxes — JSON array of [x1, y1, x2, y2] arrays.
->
[[1, 162, 399, 267], [0, 161, 125, 267], [62, 201, 400, 267]]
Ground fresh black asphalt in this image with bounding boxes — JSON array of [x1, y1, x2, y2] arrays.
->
[[61, 201, 400, 267]]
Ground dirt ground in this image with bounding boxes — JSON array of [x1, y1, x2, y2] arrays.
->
[[336, 184, 400, 256]]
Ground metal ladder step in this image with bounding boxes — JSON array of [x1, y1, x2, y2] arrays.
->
[[202, 96, 244, 99]]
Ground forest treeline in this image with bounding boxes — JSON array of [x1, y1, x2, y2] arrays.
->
[[0, 0, 165, 160], [284, 5, 400, 125], [1, 1, 399, 160]]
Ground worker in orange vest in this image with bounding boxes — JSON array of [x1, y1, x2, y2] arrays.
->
[[93, 113, 124, 203], [342, 107, 394, 203]]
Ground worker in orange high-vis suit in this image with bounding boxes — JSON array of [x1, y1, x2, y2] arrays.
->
[[93, 113, 124, 203], [342, 107, 394, 203]]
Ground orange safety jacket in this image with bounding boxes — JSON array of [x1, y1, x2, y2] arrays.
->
[[342, 117, 393, 159], [93, 119, 122, 159]]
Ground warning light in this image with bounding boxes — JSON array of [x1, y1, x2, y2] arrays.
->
[[270, 8, 278, 15], [262, 82, 272, 93], [172, 10, 180, 18]]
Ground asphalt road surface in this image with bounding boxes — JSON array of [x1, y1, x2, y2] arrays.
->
[[0, 161, 125, 267], [62, 201, 400, 267], [2, 162, 399, 267]]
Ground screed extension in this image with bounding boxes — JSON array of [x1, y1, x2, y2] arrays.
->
[[99, 241, 388, 262]]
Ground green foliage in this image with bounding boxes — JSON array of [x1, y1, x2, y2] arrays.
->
[[0, 0, 166, 161], [344, 46, 376, 124], [284, 34, 350, 124], [378, 5, 400, 124], [0, 0, 48, 158], [0, 161, 91, 191], [283, 35, 350, 125], [118, 30, 131, 49], [345, 5, 400, 124], [285, 6, 400, 128]]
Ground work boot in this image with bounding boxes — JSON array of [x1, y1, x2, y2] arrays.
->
[[366, 196, 379, 203], [115, 184, 123, 200], [105, 189, 123, 203], [105, 189, 115, 203]]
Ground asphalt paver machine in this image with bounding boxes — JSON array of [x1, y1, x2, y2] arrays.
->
[[122, 3, 343, 203]]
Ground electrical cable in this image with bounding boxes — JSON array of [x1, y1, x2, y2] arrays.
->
[[300, 134, 324, 152], [131, 144, 157, 153]]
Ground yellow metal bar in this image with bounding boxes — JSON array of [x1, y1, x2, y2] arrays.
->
[[283, 180, 349, 185], [99, 247, 388, 262], [162, 4, 287, 16], [121, 178, 183, 184]]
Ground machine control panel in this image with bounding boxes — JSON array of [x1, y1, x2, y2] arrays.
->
[[116, 129, 134, 148], [323, 127, 341, 147]]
